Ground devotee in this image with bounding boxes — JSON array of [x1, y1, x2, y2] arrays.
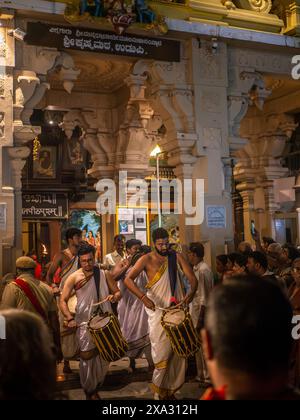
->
[[46, 227, 82, 373], [118, 248, 153, 373], [103, 234, 126, 270], [279, 244, 300, 289], [188, 242, 214, 385], [247, 251, 279, 286], [288, 258, 300, 388], [1, 257, 61, 362], [60, 244, 121, 400], [202, 275, 300, 400], [227, 253, 240, 273], [267, 242, 283, 274], [238, 241, 252, 256], [0, 309, 56, 400], [262, 236, 275, 253], [215, 255, 228, 284], [27, 250, 42, 280], [232, 254, 248, 276], [124, 228, 197, 400]]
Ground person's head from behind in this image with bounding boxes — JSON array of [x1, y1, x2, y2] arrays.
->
[[202, 277, 293, 399], [238, 242, 252, 256], [126, 239, 142, 256], [227, 253, 240, 272], [188, 242, 205, 266], [152, 228, 169, 257], [66, 228, 82, 249], [114, 235, 125, 254], [131, 246, 152, 267], [0, 309, 56, 400], [140, 245, 152, 255], [247, 251, 268, 276], [216, 255, 228, 275], [78, 244, 96, 272], [267, 243, 282, 270], [262, 237, 275, 252], [232, 254, 248, 275], [15, 257, 37, 278], [281, 244, 300, 265], [291, 258, 300, 287]]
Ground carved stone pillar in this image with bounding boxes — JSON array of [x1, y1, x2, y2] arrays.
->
[[239, 188, 255, 243], [236, 110, 297, 241], [7, 146, 31, 259]]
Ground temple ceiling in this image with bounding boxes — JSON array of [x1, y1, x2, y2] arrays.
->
[[48, 51, 133, 94]]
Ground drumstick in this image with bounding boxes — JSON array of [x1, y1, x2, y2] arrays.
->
[[79, 296, 112, 328], [155, 302, 186, 311], [91, 296, 110, 307]]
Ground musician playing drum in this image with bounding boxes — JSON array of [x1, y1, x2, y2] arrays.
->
[[124, 228, 197, 400], [60, 244, 121, 400]]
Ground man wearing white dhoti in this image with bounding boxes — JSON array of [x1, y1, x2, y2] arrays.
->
[[60, 244, 121, 400], [124, 228, 197, 400]]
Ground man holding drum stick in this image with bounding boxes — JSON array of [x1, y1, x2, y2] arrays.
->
[[124, 228, 197, 400], [60, 244, 121, 400]]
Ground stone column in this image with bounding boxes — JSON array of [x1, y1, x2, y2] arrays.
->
[[0, 12, 17, 274], [239, 189, 255, 243]]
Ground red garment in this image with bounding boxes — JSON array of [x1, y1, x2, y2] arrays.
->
[[53, 267, 61, 285], [34, 263, 42, 280], [13, 278, 47, 321], [201, 387, 227, 401]]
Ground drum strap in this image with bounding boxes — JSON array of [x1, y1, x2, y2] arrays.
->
[[93, 265, 101, 301], [168, 251, 178, 305]]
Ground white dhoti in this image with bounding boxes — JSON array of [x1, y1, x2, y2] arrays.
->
[[145, 261, 186, 399], [74, 268, 111, 395], [118, 271, 151, 360], [59, 256, 80, 360]]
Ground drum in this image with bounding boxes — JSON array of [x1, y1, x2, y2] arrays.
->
[[88, 313, 128, 362], [161, 308, 200, 358]]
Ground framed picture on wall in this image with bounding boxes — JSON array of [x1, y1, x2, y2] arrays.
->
[[33, 146, 57, 179]]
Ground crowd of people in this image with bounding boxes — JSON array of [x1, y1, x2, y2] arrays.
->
[[0, 227, 300, 400]]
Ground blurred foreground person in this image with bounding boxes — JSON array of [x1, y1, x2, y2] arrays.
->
[[202, 275, 300, 400], [0, 309, 56, 400], [288, 258, 300, 388]]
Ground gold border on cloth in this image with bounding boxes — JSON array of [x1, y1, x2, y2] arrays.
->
[[146, 261, 168, 290]]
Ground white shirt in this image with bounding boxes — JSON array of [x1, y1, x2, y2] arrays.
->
[[193, 261, 214, 307], [103, 250, 124, 269]]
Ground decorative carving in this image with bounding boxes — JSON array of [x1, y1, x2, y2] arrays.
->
[[0, 112, 5, 138], [203, 128, 222, 150], [53, 52, 81, 94], [64, 0, 167, 35], [233, 0, 272, 13], [14, 71, 40, 126], [0, 75, 4, 97], [0, 33, 6, 58]]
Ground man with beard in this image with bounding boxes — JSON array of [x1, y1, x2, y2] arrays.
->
[[124, 228, 197, 400]]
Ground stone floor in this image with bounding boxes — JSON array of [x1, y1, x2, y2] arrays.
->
[[56, 358, 207, 400]]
